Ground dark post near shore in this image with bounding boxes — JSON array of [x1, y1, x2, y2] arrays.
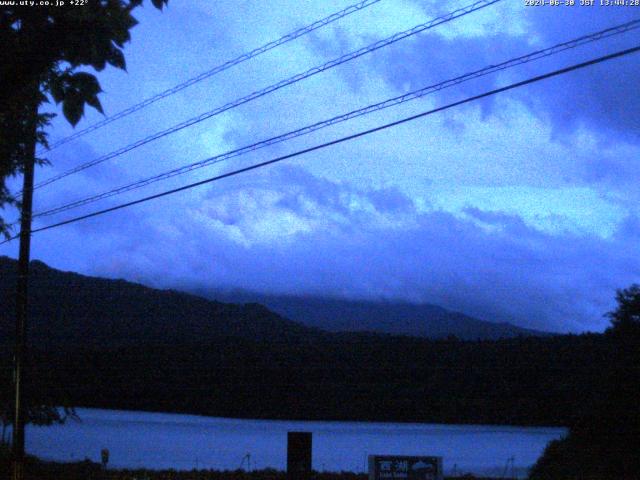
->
[[287, 432, 312, 480]]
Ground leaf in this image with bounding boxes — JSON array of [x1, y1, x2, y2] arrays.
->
[[107, 46, 126, 71], [62, 93, 84, 127], [123, 13, 139, 29], [89, 43, 108, 71], [72, 72, 101, 92], [71, 72, 104, 115], [111, 25, 131, 47], [69, 73, 102, 106], [48, 77, 65, 104], [85, 94, 104, 115], [151, 0, 167, 10], [37, 90, 49, 104]]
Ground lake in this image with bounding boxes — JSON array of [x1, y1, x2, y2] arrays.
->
[[26, 408, 566, 478]]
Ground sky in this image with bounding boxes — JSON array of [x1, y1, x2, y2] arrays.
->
[[2, 0, 640, 333]]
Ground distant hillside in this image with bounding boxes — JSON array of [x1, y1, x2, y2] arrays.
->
[[0, 256, 324, 347], [0, 257, 616, 427], [203, 290, 551, 340], [0, 256, 548, 348]]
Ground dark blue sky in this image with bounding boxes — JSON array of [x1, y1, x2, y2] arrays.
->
[[2, 0, 639, 332]]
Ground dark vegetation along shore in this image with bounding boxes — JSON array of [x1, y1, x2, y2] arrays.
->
[[0, 257, 639, 478], [0, 447, 505, 480], [4, 334, 618, 426]]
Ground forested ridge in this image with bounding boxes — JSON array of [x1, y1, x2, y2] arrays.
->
[[0, 333, 621, 427], [0, 255, 633, 428]]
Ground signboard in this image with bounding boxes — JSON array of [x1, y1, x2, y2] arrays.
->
[[368, 455, 443, 480]]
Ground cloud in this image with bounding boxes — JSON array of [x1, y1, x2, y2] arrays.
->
[[386, 1, 640, 143], [17, 165, 636, 333], [517, 5, 640, 142], [3, 0, 639, 337]]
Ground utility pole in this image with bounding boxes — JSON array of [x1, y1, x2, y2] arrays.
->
[[12, 96, 38, 480]]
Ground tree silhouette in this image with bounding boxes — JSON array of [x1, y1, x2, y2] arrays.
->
[[606, 283, 640, 337], [530, 284, 640, 479], [0, 0, 169, 238], [0, 0, 169, 446]]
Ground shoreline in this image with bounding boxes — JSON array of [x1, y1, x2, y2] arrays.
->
[[1, 449, 516, 480], [63, 406, 570, 430], [20, 408, 560, 479], [63, 405, 569, 430]]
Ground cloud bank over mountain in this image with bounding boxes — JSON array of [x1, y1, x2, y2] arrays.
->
[[1, 0, 638, 332]]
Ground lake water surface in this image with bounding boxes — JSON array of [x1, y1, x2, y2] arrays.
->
[[26, 408, 566, 478]]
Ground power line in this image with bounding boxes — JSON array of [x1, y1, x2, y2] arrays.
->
[[28, 19, 640, 220], [2, 44, 637, 245], [27, 0, 503, 193], [38, 0, 384, 154]]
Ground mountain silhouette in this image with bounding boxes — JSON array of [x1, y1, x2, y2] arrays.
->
[[0, 256, 324, 347], [203, 290, 551, 340]]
